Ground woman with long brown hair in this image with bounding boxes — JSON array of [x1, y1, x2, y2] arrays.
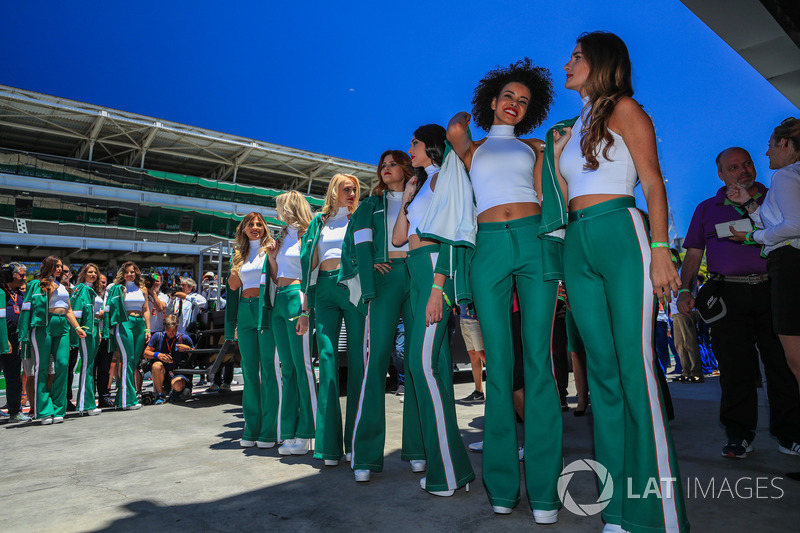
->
[[19, 256, 86, 424], [72, 263, 104, 415], [105, 261, 151, 410], [271, 192, 317, 456], [226, 211, 280, 448], [299, 173, 365, 466], [547, 31, 688, 532]]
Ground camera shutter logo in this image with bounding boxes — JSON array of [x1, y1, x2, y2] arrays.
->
[[558, 459, 614, 516]]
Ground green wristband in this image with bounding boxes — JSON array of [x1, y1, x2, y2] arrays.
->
[[678, 289, 690, 295], [650, 242, 669, 249]]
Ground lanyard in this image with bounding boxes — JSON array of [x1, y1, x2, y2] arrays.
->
[[165, 334, 178, 354]]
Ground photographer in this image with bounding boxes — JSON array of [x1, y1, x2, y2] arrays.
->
[[201, 272, 226, 311], [2, 262, 31, 423], [145, 273, 169, 334], [167, 277, 207, 336], [143, 315, 194, 404]]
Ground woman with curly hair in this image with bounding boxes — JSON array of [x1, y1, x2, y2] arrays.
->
[[547, 32, 688, 532], [271, 192, 317, 456], [447, 58, 561, 521], [72, 263, 104, 415], [299, 174, 365, 466], [391, 124, 475, 497], [106, 261, 151, 410], [226, 211, 280, 448], [19, 256, 87, 423], [344, 150, 427, 482]]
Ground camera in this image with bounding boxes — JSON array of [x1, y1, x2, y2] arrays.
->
[[143, 272, 159, 290], [0, 264, 14, 285]]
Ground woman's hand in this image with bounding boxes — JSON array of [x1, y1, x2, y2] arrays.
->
[[76, 327, 87, 339], [266, 240, 279, 260], [725, 184, 752, 205], [144, 330, 151, 343], [296, 314, 309, 335], [425, 289, 444, 327], [402, 177, 417, 205], [650, 248, 681, 303], [552, 126, 572, 158], [374, 263, 392, 275]]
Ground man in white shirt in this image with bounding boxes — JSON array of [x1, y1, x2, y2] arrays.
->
[[168, 277, 207, 336]]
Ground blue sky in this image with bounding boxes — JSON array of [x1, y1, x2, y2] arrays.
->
[[3, 0, 798, 237]]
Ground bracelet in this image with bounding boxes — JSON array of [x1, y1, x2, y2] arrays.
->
[[650, 242, 669, 249], [742, 198, 755, 209], [431, 283, 444, 291], [431, 284, 451, 306], [678, 289, 691, 295], [154, 352, 160, 360], [301, 310, 310, 317], [145, 329, 151, 333], [744, 231, 757, 246]]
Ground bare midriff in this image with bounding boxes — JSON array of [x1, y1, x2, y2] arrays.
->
[[277, 278, 301, 287], [319, 258, 341, 272], [48, 308, 67, 314], [388, 251, 407, 259], [128, 311, 143, 316], [241, 288, 260, 298], [568, 193, 629, 212], [477, 202, 540, 224], [408, 234, 439, 251]]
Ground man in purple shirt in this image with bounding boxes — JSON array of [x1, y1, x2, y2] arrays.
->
[[679, 147, 800, 459]]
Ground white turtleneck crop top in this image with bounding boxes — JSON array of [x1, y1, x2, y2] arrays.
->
[[276, 227, 303, 279], [50, 281, 70, 309], [385, 191, 409, 252], [319, 208, 349, 261], [239, 239, 266, 290], [124, 281, 146, 310], [558, 109, 638, 202], [470, 124, 539, 215], [406, 165, 438, 239]]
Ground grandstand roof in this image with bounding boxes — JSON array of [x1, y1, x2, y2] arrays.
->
[[0, 85, 377, 196]]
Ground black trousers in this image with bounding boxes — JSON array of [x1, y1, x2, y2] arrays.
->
[[710, 280, 800, 443], [2, 333, 23, 416], [94, 338, 112, 399]]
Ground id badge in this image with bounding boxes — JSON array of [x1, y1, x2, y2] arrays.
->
[[14, 305, 20, 314]]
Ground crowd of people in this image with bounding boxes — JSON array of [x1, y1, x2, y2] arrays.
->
[[3, 30, 800, 533]]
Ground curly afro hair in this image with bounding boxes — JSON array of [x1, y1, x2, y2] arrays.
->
[[471, 58, 554, 136]]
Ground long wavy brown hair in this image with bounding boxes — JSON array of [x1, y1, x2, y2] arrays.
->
[[230, 212, 273, 276], [113, 261, 146, 291], [38, 255, 62, 294], [576, 31, 634, 171], [374, 150, 414, 196], [77, 263, 104, 296]]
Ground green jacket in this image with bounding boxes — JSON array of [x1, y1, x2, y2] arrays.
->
[[104, 283, 129, 352], [70, 283, 99, 346], [539, 116, 579, 282], [18, 279, 50, 357], [300, 212, 325, 306], [224, 253, 274, 340], [0, 291, 8, 354], [339, 194, 387, 305]]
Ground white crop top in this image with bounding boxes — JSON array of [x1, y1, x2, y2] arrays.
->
[[386, 191, 409, 252], [276, 227, 303, 279], [471, 124, 539, 215], [406, 165, 438, 239], [124, 282, 146, 311], [558, 109, 638, 202], [319, 208, 349, 261], [239, 240, 266, 290], [50, 281, 70, 309]]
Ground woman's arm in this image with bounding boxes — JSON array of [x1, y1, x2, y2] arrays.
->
[[447, 112, 474, 167], [142, 298, 151, 341], [66, 302, 87, 338], [551, 128, 572, 201], [228, 272, 242, 291], [526, 138, 546, 200], [267, 242, 280, 283], [425, 273, 448, 327], [753, 169, 800, 244], [613, 98, 680, 298], [392, 178, 416, 247]]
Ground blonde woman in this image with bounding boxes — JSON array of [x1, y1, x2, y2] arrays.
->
[[72, 263, 104, 415], [226, 212, 280, 448], [272, 192, 317, 456], [105, 261, 151, 410], [300, 173, 365, 466]]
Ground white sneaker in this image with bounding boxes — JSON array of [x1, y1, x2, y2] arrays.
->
[[493, 506, 512, 514], [256, 441, 276, 449], [290, 438, 310, 455], [278, 439, 296, 455], [240, 439, 256, 448], [324, 459, 339, 466], [41, 416, 54, 425], [602, 524, 629, 533], [87, 408, 102, 416], [533, 509, 558, 524], [53, 416, 65, 424], [124, 404, 142, 411], [410, 460, 427, 473], [468, 441, 484, 452], [345, 452, 351, 462], [420, 477, 455, 497], [354, 469, 370, 482]]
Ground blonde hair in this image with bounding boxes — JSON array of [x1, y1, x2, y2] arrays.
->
[[231, 212, 274, 276], [276, 191, 314, 235], [322, 174, 360, 216], [113, 261, 146, 291]]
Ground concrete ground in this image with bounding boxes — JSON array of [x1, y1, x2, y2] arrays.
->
[[2, 374, 799, 533]]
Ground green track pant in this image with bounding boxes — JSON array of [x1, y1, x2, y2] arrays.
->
[[113, 315, 145, 409], [272, 285, 317, 440], [350, 258, 425, 471], [470, 214, 561, 510], [564, 198, 689, 533], [313, 269, 366, 460], [406, 245, 475, 492], [238, 296, 280, 443], [76, 320, 100, 412], [30, 314, 70, 418]]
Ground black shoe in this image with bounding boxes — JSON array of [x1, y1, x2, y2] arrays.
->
[[722, 438, 753, 459], [460, 390, 485, 404], [100, 396, 115, 408], [689, 376, 705, 383]]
